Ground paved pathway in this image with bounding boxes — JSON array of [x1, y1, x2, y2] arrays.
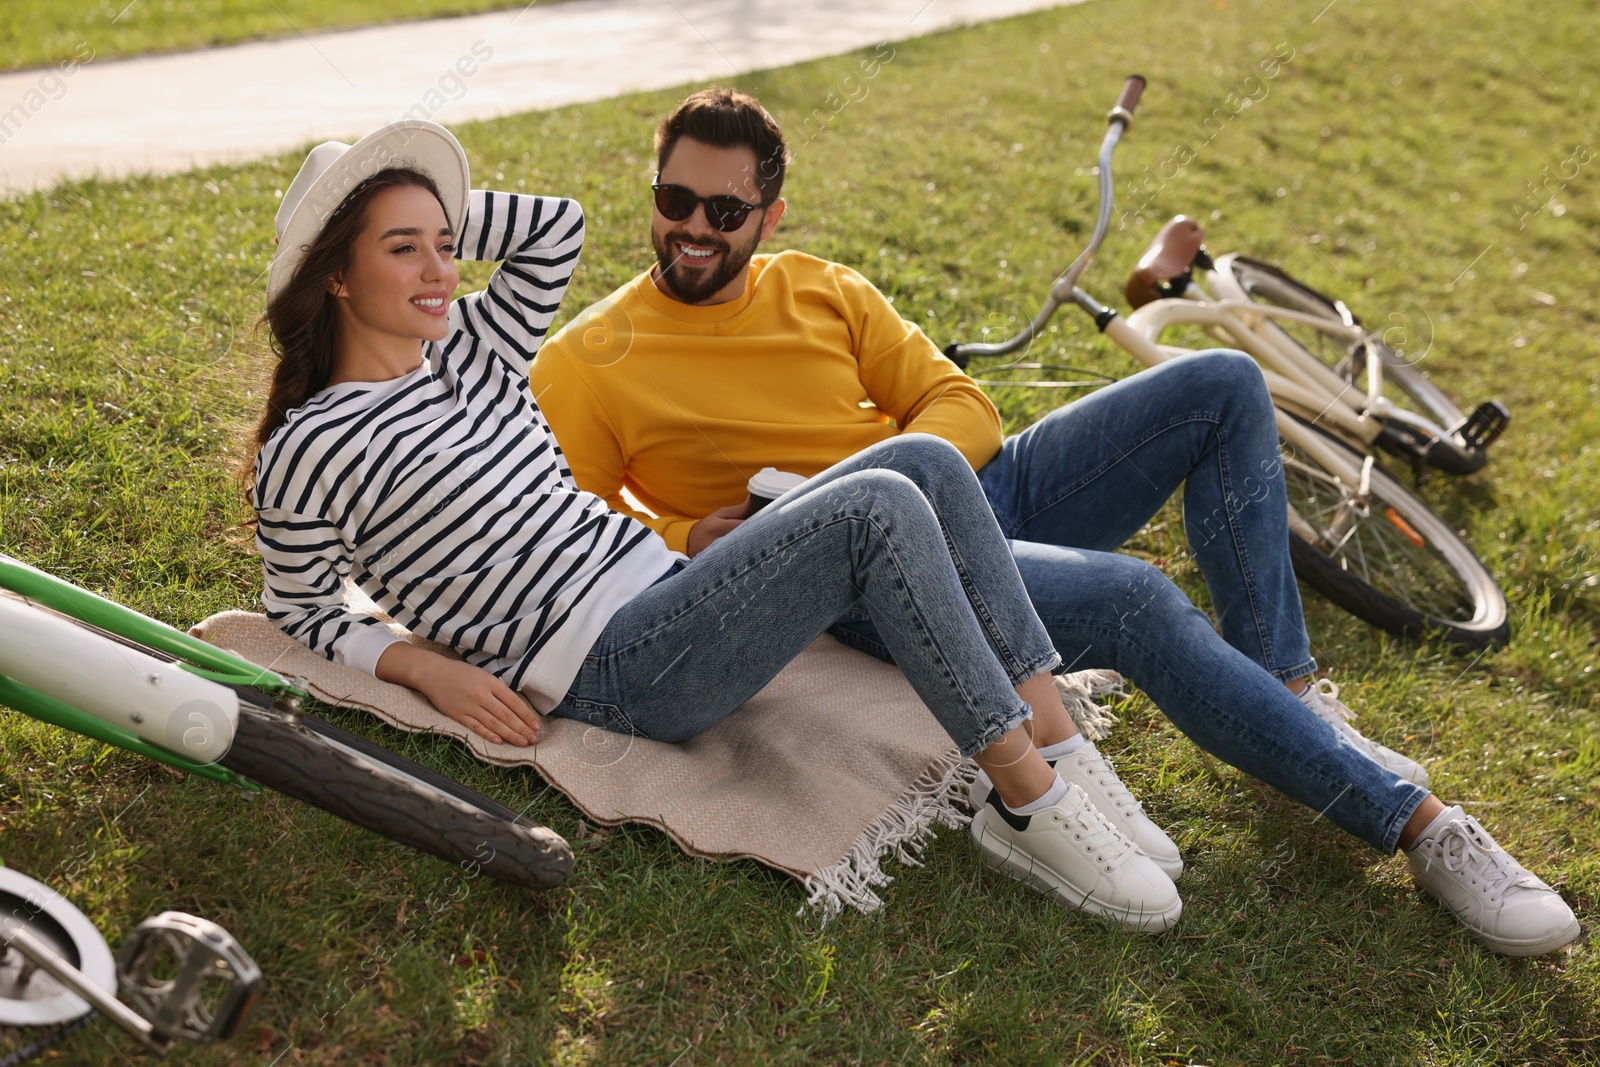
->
[[0, 0, 1077, 194]]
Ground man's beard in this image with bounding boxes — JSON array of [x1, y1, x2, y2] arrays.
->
[[651, 222, 762, 304]]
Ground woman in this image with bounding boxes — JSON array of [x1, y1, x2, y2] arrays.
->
[[251, 119, 1179, 932]]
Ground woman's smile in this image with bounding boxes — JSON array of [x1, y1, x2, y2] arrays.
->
[[410, 290, 451, 316]]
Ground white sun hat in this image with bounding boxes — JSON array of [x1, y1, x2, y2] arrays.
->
[[267, 119, 470, 303]]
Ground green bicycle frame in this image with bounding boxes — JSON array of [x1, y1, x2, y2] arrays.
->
[[0, 554, 309, 784], [0, 674, 241, 785]]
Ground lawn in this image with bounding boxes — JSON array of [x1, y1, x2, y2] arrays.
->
[[0, 0, 538, 73], [2, 0, 1598, 1063]]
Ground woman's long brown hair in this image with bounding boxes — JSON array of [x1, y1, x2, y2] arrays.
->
[[252, 167, 448, 454]]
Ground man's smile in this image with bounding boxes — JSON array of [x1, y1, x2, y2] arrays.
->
[[675, 239, 724, 264]]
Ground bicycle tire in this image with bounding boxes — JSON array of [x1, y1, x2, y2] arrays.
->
[[219, 700, 573, 890], [1278, 421, 1510, 649], [1218, 256, 1488, 474]]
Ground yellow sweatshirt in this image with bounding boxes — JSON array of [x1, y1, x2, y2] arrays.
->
[[531, 250, 1003, 553]]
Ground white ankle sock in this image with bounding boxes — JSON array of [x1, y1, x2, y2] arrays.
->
[[1005, 773, 1070, 816], [1037, 734, 1089, 761]]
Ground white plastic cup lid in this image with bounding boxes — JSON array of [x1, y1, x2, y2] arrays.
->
[[747, 467, 807, 500]]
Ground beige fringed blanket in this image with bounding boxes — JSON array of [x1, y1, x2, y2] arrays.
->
[[191, 611, 1123, 918]]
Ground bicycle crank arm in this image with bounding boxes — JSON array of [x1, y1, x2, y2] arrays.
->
[[1, 920, 171, 1054]]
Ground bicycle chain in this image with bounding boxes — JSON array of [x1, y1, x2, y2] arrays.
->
[[0, 1010, 99, 1067]]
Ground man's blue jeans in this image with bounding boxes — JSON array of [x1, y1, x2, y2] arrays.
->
[[831, 353, 1427, 852], [978, 350, 1315, 681]]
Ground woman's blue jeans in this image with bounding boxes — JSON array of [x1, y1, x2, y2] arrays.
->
[[831, 353, 1428, 852], [549, 435, 1060, 759]]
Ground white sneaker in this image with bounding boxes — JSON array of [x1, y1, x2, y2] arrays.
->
[[970, 782, 1182, 932], [967, 745, 1183, 880], [1299, 679, 1430, 789], [1406, 806, 1580, 957]]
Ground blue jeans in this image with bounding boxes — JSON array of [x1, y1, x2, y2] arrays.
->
[[549, 435, 1060, 758], [979, 350, 1315, 681], [831, 354, 1428, 851]]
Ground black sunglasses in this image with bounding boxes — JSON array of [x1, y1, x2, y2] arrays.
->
[[651, 182, 771, 233]]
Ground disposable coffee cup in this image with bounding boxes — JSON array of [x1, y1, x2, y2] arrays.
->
[[747, 468, 807, 514]]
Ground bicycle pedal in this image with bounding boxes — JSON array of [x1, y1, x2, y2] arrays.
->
[[117, 913, 262, 1044], [1459, 400, 1511, 449]]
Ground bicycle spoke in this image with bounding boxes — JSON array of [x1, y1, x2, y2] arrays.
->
[[1282, 453, 1476, 623]]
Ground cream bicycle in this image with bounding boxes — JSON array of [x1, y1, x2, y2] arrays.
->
[[945, 77, 1510, 650]]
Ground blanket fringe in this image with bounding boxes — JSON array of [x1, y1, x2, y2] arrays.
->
[[800, 751, 976, 922], [1054, 668, 1125, 742], [799, 669, 1125, 920]]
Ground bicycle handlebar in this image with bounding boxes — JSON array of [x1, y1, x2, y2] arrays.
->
[[944, 76, 1144, 366], [1111, 74, 1146, 122]]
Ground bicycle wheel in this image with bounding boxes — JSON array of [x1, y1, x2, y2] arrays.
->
[[1278, 421, 1510, 648], [220, 697, 574, 890], [1218, 256, 1496, 474]]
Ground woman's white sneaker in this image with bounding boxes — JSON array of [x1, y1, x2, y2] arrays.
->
[[1405, 806, 1580, 957], [970, 782, 1182, 932], [1300, 679, 1430, 789], [1053, 745, 1184, 880], [967, 744, 1183, 880]]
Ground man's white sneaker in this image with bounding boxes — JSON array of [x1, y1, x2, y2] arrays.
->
[[970, 782, 1182, 932], [1405, 806, 1580, 957], [967, 745, 1183, 880], [1299, 679, 1430, 789]]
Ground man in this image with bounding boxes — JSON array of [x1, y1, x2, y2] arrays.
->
[[528, 88, 1579, 953]]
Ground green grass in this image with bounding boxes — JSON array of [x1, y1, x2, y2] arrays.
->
[[3, 0, 1600, 1063], [0, 0, 541, 73]]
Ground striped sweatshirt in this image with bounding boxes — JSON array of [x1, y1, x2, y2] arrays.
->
[[253, 191, 682, 712]]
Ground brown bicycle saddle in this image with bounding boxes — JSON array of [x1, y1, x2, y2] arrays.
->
[[1125, 215, 1207, 308]]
